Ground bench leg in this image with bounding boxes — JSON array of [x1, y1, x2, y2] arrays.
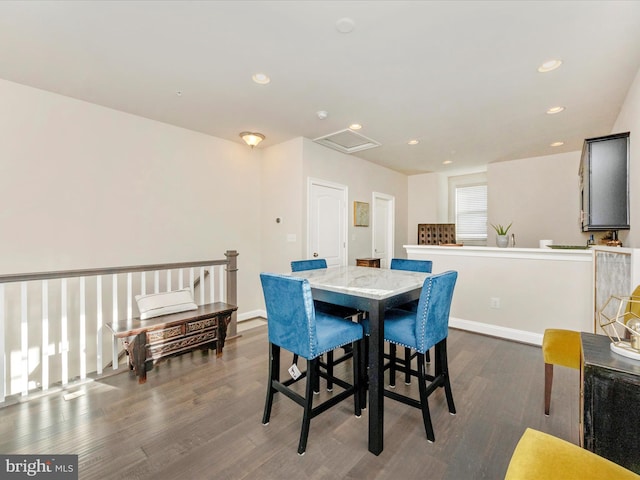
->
[[216, 314, 232, 357], [130, 332, 148, 384]]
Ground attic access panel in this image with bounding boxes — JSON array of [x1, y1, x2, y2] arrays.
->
[[313, 129, 381, 154]]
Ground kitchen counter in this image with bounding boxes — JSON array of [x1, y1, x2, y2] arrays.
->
[[404, 245, 594, 344]]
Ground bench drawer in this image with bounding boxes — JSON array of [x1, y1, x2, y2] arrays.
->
[[147, 329, 218, 360], [147, 325, 184, 344], [186, 316, 218, 333]]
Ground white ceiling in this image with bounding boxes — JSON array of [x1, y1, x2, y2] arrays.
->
[[2, 1, 640, 174]]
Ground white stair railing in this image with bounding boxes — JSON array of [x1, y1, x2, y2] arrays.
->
[[0, 250, 238, 404]]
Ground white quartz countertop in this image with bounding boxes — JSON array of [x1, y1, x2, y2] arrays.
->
[[404, 244, 594, 261], [290, 265, 428, 300]]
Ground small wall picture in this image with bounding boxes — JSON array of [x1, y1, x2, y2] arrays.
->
[[354, 201, 369, 227]]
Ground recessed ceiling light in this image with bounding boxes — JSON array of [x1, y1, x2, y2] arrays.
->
[[317, 110, 328, 120], [546, 106, 565, 114], [252, 73, 271, 85], [408, 139, 419, 145], [349, 123, 362, 130], [443, 160, 453, 165], [538, 59, 562, 73], [336, 17, 355, 34], [176, 90, 182, 96], [550, 141, 564, 147]]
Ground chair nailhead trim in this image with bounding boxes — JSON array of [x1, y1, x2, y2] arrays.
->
[[417, 278, 433, 352]]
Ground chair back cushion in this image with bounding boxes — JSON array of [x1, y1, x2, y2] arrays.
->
[[291, 258, 328, 272], [260, 273, 318, 358], [390, 258, 433, 273], [415, 271, 457, 351], [505, 428, 640, 480]]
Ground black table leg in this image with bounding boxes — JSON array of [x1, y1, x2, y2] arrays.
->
[[368, 301, 385, 455]]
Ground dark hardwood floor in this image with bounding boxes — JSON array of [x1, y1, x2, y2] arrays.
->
[[0, 324, 579, 479]]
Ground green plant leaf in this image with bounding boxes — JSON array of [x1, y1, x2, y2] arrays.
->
[[491, 222, 512, 235]]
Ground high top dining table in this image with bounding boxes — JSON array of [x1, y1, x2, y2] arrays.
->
[[290, 265, 430, 455]]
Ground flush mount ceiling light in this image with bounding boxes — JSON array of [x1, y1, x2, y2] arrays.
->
[[252, 73, 271, 85], [538, 59, 562, 73], [408, 139, 419, 145], [443, 159, 453, 165], [550, 141, 565, 147], [349, 123, 362, 130], [546, 106, 565, 114], [240, 132, 265, 148], [336, 17, 355, 33]]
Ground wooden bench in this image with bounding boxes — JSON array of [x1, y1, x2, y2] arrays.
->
[[106, 302, 238, 384]]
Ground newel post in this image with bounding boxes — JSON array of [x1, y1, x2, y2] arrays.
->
[[225, 250, 239, 337]]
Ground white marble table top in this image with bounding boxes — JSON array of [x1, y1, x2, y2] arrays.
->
[[290, 265, 429, 300]]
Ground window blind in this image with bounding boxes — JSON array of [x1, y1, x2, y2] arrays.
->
[[455, 184, 487, 245]]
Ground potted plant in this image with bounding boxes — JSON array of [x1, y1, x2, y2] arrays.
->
[[491, 222, 512, 248]]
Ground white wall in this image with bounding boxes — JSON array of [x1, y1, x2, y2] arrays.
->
[[407, 172, 446, 244], [301, 138, 409, 265], [612, 67, 640, 248], [407, 153, 584, 249], [0, 78, 263, 315], [487, 151, 584, 248], [260, 138, 305, 274]]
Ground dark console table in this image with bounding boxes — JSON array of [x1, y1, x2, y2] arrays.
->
[[581, 332, 640, 473], [107, 302, 237, 384], [356, 257, 381, 268]]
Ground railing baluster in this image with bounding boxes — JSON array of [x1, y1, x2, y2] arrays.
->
[[141, 272, 146, 295], [41, 280, 49, 392], [199, 267, 205, 305], [154, 271, 160, 294], [112, 275, 118, 370], [209, 266, 215, 304], [218, 266, 225, 305], [166, 270, 172, 292], [127, 273, 132, 320], [21, 282, 28, 396], [178, 268, 184, 290], [80, 277, 86, 380], [96, 276, 103, 376], [189, 268, 195, 298], [61, 279, 68, 386], [0, 284, 5, 403]]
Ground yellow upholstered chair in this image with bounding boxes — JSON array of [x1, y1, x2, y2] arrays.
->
[[623, 284, 640, 331], [542, 329, 581, 416], [504, 428, 640, 480]]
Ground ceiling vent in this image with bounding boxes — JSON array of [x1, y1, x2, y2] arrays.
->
[[313, 128, 381, 154]]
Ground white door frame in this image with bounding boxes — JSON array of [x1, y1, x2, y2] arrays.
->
[[372, 192, 395, 269], [307, 177, 349, 266]]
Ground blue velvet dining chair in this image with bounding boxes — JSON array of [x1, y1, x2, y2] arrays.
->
[[291, 258, 328, 272], [290, 258, 361, 392], [389, 258, 433, 386], [390, 258, 433, 273], [260, 273, 364, 455], [382, 270, 458, 443]]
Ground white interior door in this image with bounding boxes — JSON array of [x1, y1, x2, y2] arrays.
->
[[372, 192, 395, 268], [308, 179, 348, 267]]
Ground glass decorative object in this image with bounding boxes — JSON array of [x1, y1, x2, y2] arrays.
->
[[598, 294, 640, 360]]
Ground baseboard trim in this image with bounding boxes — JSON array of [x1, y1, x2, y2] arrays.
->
[[238, 311, 543, 346], [238, 309, 265, 322], [450, 317, 543, 346]]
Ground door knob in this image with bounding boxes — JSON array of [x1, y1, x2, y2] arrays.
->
[[313, 252, 319, 257]]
